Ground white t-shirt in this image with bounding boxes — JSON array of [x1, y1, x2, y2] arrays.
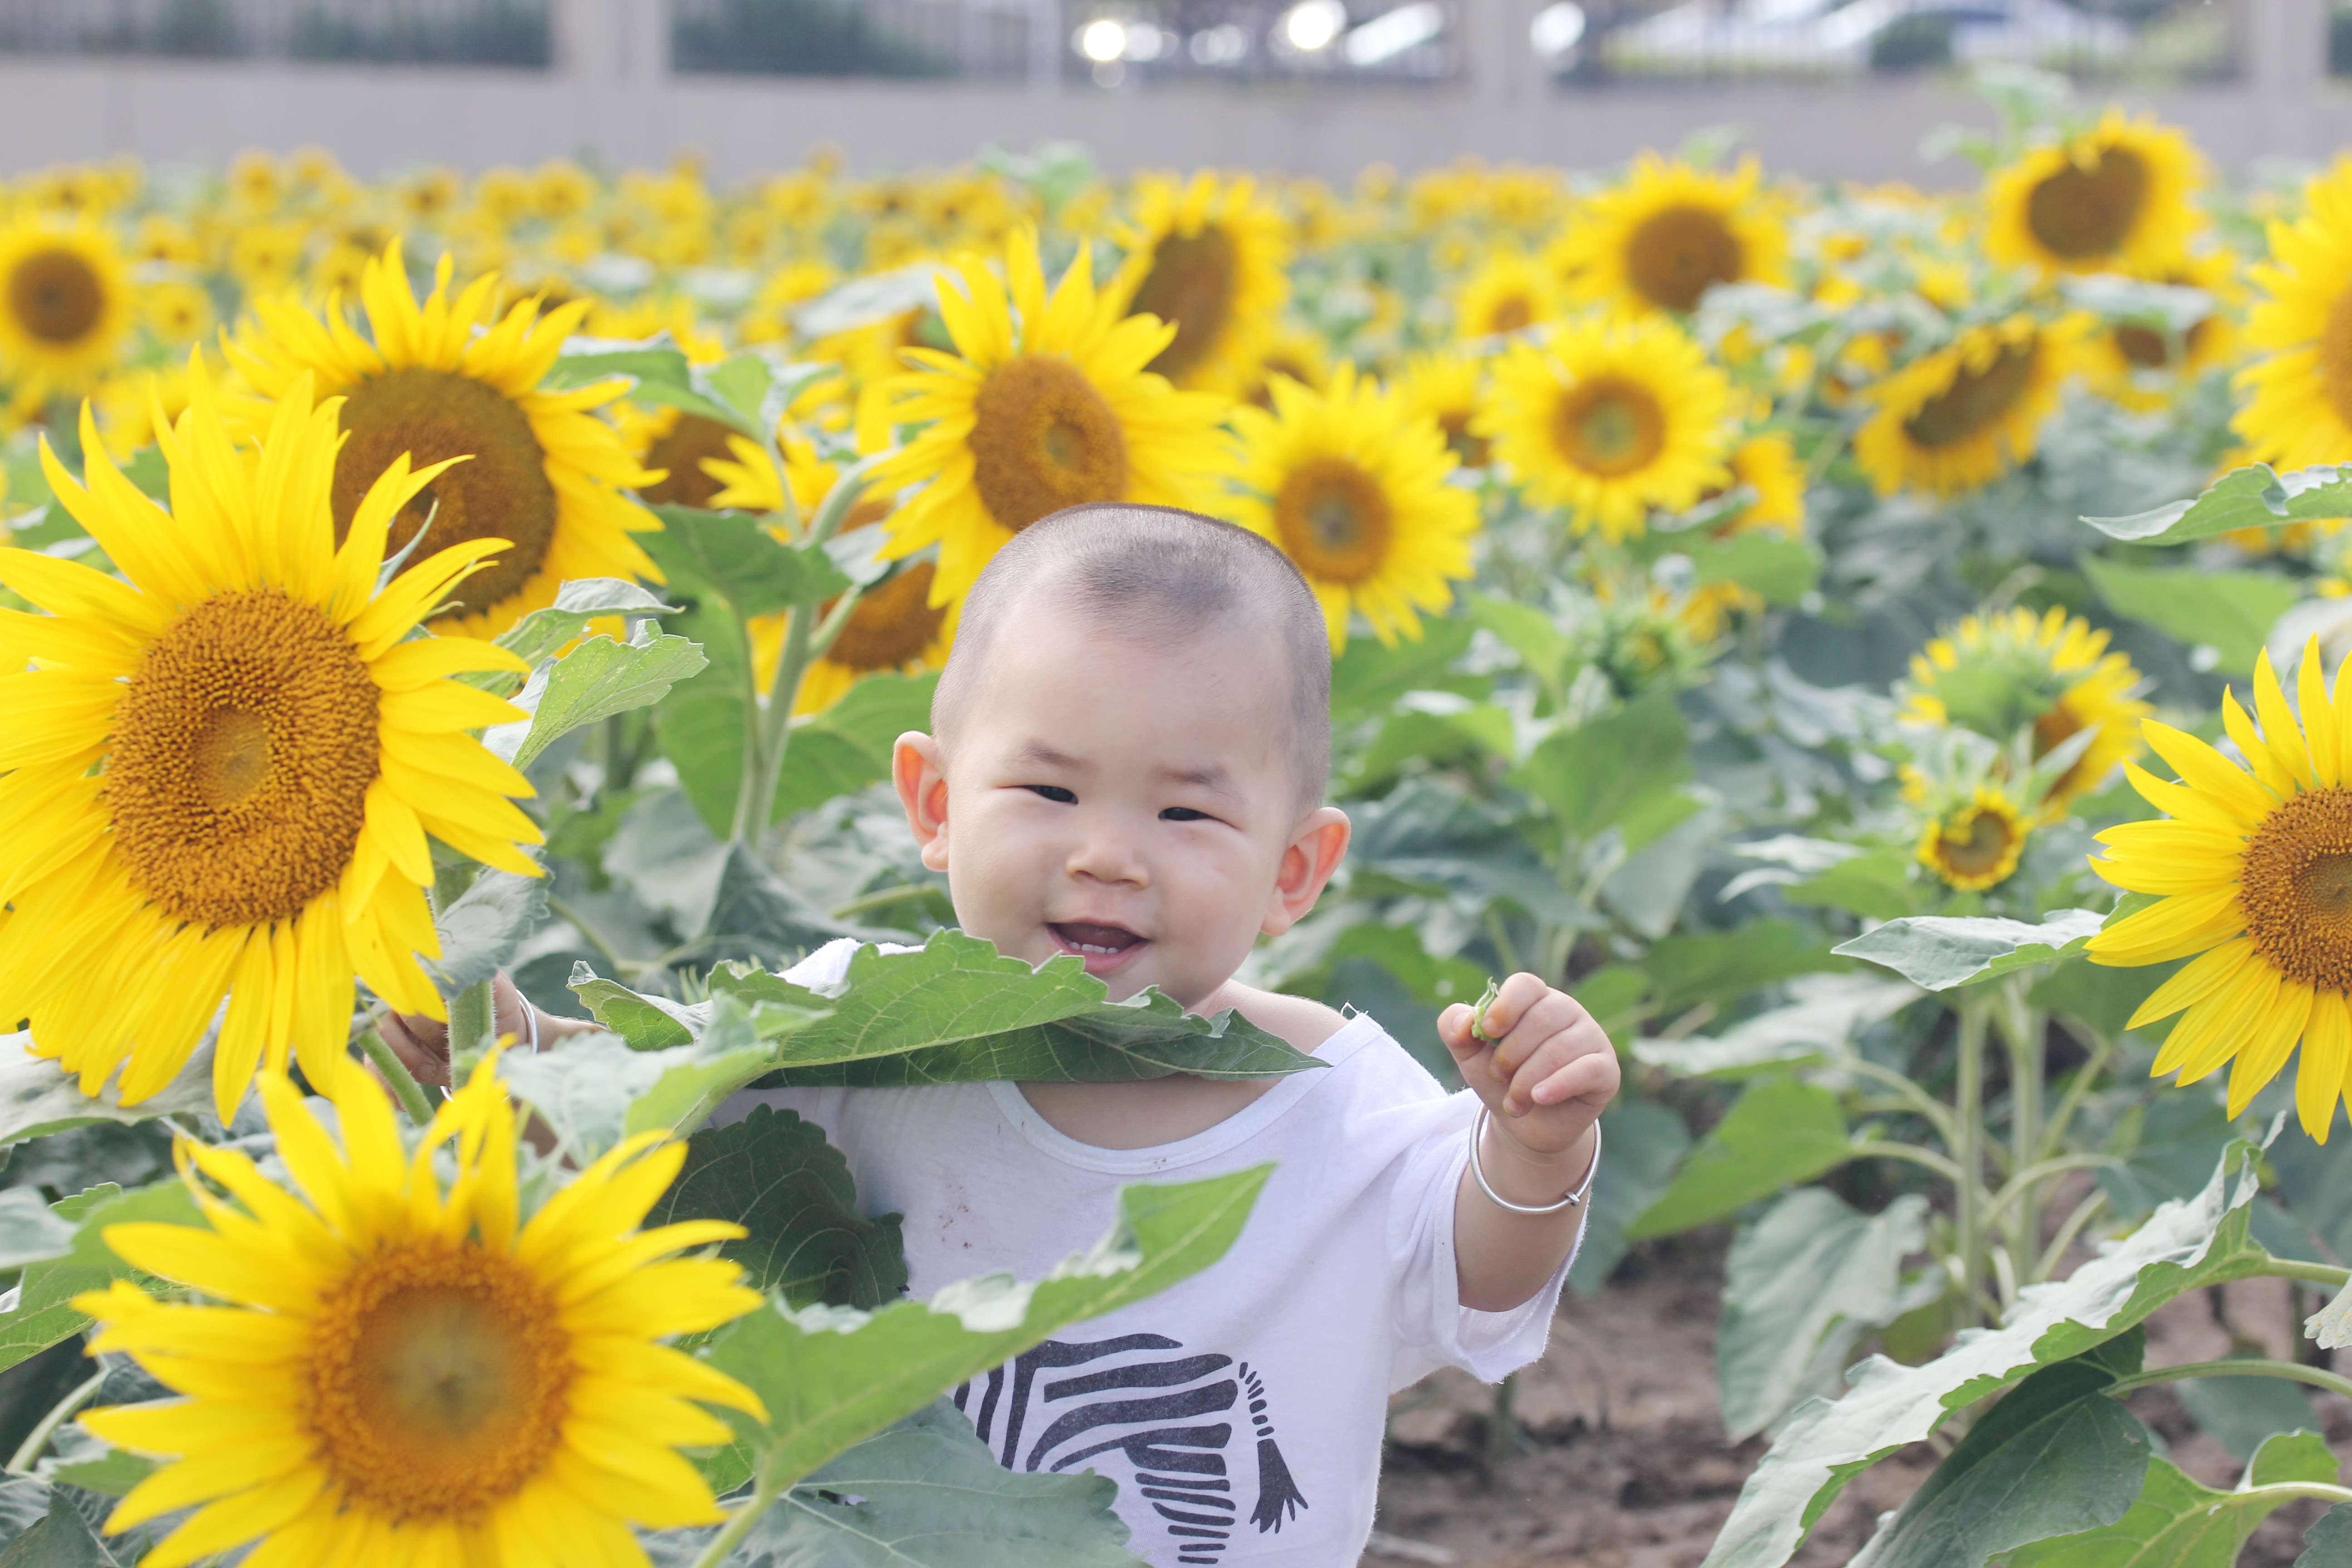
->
[[713, 939, 1578, 1566]]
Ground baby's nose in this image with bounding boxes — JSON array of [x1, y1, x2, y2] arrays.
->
[[1067, 830, 1149, 886]]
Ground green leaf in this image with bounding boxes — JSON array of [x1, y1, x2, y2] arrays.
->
[[651, 594, 752, 837], [1509, 692, 1692, 843], [1719, 1191, 1932, 1443], [499, 1008, 776, 1160], [1329, 608, 1481, 718], [773, 671, 941, 822], [2082, 559, 2298, 676], [0, 1192, 80, 1273], [1784, 848, 1921, 923], [1633, 975, 1922, 1080], [0, 1034, 217, 1148], [2299, 1504, 2352, 1568], [1630, 1077, 1854, 1238], [1687, 532, 1823, 605], [2097, 1093, 2241, 1225], [546, 333, 752, 431], [1846, 1348, 2153, 1568], [2008, 1429, 2341, 1568], [486, 622, 708, 771], [707, 1401, 1144, 1567], [2029, 956, 2184, 1044], [1645, 921, 1851, 1013], [648, 1106, 906, 1310], [0, 1497, 118, 1568], [1568, 1099, 1691, 1296], [1466, 595, 1574, 697], [2083, 462, 2352, 547], [0, 1181, 202, 1376], [420, 867, 548, 1000], [1833, 910, 2108, 991], [644, 505, 853, 619], [702, 1168, 1267, 1490], [1698, 1134, 2277, 1568], [43, 1442, 156, 1500], [2172, 1371, 2317, 1463], [475, 577, 679, 694], [1347, 701, 1517, 788], [2268, 1120, 2352, 1266]]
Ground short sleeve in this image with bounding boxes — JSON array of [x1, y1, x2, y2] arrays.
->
[[1385, 1088, 1580, 1390]]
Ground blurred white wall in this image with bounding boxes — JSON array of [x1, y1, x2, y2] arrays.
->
[[0, 0, 2336, 182]]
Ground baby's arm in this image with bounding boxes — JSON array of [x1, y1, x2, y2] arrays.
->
[[1437, 973, 1621, 1313]]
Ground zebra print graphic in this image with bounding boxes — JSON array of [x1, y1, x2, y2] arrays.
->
[[953, 1333, 1308, 1564]]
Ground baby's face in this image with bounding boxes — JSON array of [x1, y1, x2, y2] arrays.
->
[[903, 616, 1330, 1007]]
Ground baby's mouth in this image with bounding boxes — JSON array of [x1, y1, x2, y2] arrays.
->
[[1049, 921, 1147, 973]]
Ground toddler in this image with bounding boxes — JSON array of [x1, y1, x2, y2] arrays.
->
[[392, 503, 1618, 1564]]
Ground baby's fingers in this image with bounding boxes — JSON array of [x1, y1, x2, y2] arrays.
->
[[1439, 1002, 1482, 1054], [1525, 1048, 1620, 1111]]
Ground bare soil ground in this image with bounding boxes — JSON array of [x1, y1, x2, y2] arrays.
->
[[1368, 1239, 2351, 1568]]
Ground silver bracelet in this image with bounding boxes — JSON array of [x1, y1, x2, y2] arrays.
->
[[1468, 1107, 1601, 1215]]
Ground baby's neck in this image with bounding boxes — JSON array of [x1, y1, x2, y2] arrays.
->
[[1015, 980, 1349, 1150]]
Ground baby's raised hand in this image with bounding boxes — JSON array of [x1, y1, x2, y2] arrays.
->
[[1438, 972, 1619, 1159]]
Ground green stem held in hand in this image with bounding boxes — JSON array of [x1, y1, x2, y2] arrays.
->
[[446, 976, 496, 1081], [359, 1024, 438, 1126]]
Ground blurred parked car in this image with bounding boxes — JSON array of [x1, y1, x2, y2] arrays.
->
[[1602, 0, 2134, 75]]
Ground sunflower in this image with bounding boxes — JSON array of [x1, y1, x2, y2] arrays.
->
[[1679, 433, 1808, 641], [0, 214, 137, 407], [1983, 110, 2205, 278], [1477, 313, 1734, 541], [2086, 640, 2352, 1141], [874, 227, 1231, 604], [1916, 784, 2031, 892], [1396, 349, 1491, 468], [1451, 251, 1561, 341], [75, 1052, 764, 1567], [225, 239, 662, 638], [0, 363, 542, 1117], [1903, 605, 2150, 818], [1552, 154, 1790, 317], [704, 432, 956, 713], [2233, 159, 2352, 471], [2084, 250, 2242, 413], [1853, 314, 2087, 498], [1239, 325, 1332, 410], [1228, 363, 1477, 651], [1108, 172, 1291, 395], [593, 298, 736, 512]]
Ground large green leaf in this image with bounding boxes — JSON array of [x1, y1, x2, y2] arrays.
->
[[1784, 848, 1921, 922], [2269, 1121, 2352, 1265], [0, 1496, 117, 1568], [1719, 1191, 1931, 1442], [0, 1181, 202, 1376], [548, 333, 751, 431], [2007, 1429, 2342, 1568], [1845, 1340, 2153, 1568], [651, 593, 753, 836], [647, 1105, 906, 1310], [486, 621, 708, 772], [2299, 1504, 2352, 1568], [1568, 1099, 1692, 1296], [1331, 612, 1482, 718], [2082, 462, 2352, 547], [420, 866, 548, 999], [1699, 1133, 2277, 1568], [773, 671, 941, 822], [0, 1035, 216, 1148], [499, 1011, 775, 1161], [472, 576, 679, 695], [1644, 921, 1851, 1013], [572, 930, 1324, 1085], [1629, 1077, 1854, 1238], [701, 1168, 1268, 1491], [1633, 975, 1921, 1080], [1833, 910, 2107, 992], [1508, 692, 1692, 843], [644, 505, 853, 619], [704, 1401, 1143, 1568], [2082, 559, 2297, 676], [1688, 531, 1823, 605]]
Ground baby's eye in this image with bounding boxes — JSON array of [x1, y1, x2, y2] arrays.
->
[[1160, 806, 1213, 823], [1024, 785, 1078, 804]]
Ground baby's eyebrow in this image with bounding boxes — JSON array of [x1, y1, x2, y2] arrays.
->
[[1014, 741, 1085, 770], [1158, 763, 1240, 797]]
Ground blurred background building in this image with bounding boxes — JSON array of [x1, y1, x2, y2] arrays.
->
[[0, 0, 2337, 181]]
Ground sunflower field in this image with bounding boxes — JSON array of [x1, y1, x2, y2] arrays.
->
[[2, 61, 2352, 1567]]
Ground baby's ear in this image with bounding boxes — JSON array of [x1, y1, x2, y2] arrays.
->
[[1263, 806, 1350, 936], [892, 732, 952, 872]]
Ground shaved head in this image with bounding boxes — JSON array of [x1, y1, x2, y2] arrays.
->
[[931, 504, 1333, 811]]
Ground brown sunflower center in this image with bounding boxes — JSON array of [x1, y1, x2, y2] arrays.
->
[[828, 561, 947, 673], [968, 355, 1130, 532], [1936, 806, 2021, 880], [1273, 455, 1392, 584], [1902, 342, 2038, 449], [639, 412, 739, 510], [2238, 786, 2352, 991], [2033, 701, 2093, 800], [107, 591, 380, 929], [10, 247, 105, 344], [1485, 294, 1536, 335], [1132, 227, 1237, 382], [1439, 410, 1491, 469], [331, 367, 558, 620], [308, 1241, 573, 1524], [2025, 146, 2147, 261], [1553, 378, 1667, 477], [2318, 289, 2352, 432], [1624, 205, 1744, 313]]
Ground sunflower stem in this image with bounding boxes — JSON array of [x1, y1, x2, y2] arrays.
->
[[5, 1364, 107, 1475], [2262, 1258, 2352, 1288], [1954, 992, 1990, 1330], [1995, 980, 2046, 1284], [689, 1473, 789, 1568], [2104, 1357, 2352, 1405], [446, 978, 496, 1079], [359, 1025, 438, 1126]]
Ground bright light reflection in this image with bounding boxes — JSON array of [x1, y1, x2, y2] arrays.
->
[[1281, 0, 1347, 52], [1344, 2, 1442, 65], [1530, 1, 1586, 55], [1078, 17, 1126, 61]]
